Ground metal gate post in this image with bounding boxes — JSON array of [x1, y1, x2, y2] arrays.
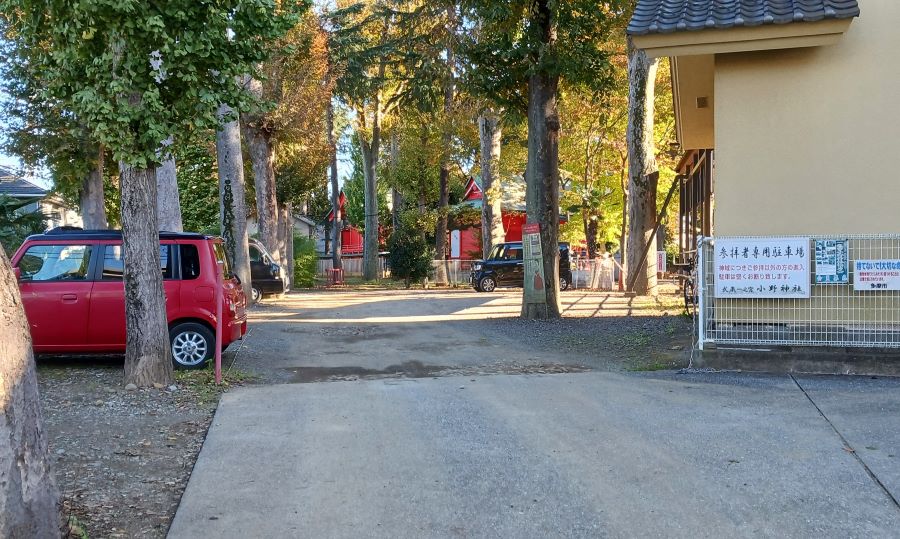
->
[[697, 235, 705, 351]]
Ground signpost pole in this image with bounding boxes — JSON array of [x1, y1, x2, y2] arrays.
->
[[215, 260, 224, 385]]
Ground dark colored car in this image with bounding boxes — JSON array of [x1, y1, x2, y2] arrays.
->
[[470, 241, 572, 292], [11, 228, 248, 369], [248, 239, 286, 302]]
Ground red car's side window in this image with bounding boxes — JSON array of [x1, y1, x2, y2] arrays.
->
[[18, 244, 93, 281]]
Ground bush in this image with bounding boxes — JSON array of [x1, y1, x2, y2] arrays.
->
[[387, 226, 434, 288], [0, 196, 45, 255], [293, 236, 318, 288]]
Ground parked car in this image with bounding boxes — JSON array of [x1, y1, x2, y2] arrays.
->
[[10, 228, 248, 369], [470, 241, 572, 292], [248, 239, 286, 302]]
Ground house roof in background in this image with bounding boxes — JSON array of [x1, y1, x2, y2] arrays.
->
[[627, 0, 860, 36], [0, 166, 48, 198]]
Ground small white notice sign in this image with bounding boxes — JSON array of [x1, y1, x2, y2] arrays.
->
[[714, 237, 810, 298], [854, 260, 900, 291]]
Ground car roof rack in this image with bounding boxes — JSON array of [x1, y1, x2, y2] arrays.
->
[[33, 228, 211, 240]]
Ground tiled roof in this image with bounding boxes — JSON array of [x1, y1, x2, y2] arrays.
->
[[627, 0, 860, 36], [0, 166, 47, 198]]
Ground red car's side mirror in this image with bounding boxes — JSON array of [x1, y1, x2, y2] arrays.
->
[[13, 267, 22, 281]]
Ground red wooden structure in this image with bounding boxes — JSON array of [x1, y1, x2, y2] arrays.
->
[[326, 192, 365, 255]]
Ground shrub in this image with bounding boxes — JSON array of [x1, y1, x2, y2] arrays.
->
[[293, 236, 318, 288], [0, 196, 45, 255], [387, 226, 434, 288]]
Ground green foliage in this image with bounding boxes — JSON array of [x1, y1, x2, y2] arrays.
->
[[174, 131, 220, 234], [292, 236, 318, 288], [343, 139, 389, 230], [459, 0, 625, 113], [387, 211, 434, 287], [0, 35, 99, 207], [0, 0, 306, 168], [0, 195, 45, 255]]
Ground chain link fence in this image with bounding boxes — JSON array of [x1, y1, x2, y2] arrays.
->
[[698, 235, 900, 349]]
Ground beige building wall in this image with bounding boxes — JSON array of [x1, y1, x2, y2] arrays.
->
[[713, 0, 900, 236]]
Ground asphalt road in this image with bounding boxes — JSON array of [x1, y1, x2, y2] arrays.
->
[[170, 290, 900, 538]]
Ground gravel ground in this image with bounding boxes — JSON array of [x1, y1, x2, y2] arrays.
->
[[37, 358, 246, 538]]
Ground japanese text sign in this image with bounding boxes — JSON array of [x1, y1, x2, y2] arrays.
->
[[853, 260, 900, 291], [714, 237, 810, 299], [815, 239, 849, 284]]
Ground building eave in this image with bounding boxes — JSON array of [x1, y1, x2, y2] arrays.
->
[[633, 18, 853, 58]]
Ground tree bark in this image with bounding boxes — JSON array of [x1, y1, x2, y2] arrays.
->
[[389, 129, 403, 231], [434, 5, 457, 284], [479, 109, 504, 259], [358, 106, 381, 281], [216, 104, 253, 301], [0, 247, 61, 538], [119, 162, 174, 386], [242, 99, 281, 270], [280, 202, 294, 290], [156, 140, 183, 232], [327, 100, 342, 270], [521, 0, 561, 320], [626, 40, 660, 297], [80, 153, 107, 229]]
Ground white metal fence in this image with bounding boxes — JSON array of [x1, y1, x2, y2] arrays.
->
[[698, 235, 900, 349], [317, 257, 390, 279]]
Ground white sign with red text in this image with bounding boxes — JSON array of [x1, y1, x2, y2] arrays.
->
[[854, 260, 900, 291], [714, 237, 810, 299]]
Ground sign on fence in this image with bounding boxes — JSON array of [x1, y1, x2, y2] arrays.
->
[[522, 223, 546, 305], [853, 260, 900, 291], [714, 237, 811, 298], [815, 239, 849, 284]]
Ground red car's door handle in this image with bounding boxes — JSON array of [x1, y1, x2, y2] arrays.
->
[[61, 293, 78, 303]]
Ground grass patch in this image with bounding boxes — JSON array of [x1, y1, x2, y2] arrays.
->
[[175, 365, 256, 404], [630, 361, 677, 372]]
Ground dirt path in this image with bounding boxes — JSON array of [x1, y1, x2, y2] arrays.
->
[[235, 288, 692, 383]]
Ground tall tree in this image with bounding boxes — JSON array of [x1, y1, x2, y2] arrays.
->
[[0, 37, 107, 229], [327, 99, 342, 270], [217, 105, 254, 301], [0, 247, 60, 537], [462, 0, 621, 318], [478, 108, 505, 258], [1, 0, 301, 385], [156, 140, 183, 232], [241, 77, 282, 268], [625, 39, 659, 296], [327, 2, 402, 280]]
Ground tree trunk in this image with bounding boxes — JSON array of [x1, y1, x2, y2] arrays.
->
[[80, 154, 107, 229], [389, 129, 403, 231], [242, 114, 281, 269], [359, 107, 381, 281], [327, 101, 342, 270], [119, 162, 174, 386], [0, 248, 61, 538], [156, 141, 183, 232], [417, 124, 428, 242], [479, 109, 504, 259], [626, 40, 660, 297], [586, 217, 599, 259], [216, 104, 253, 301], [521, 69, 562, 320], [280, 202, 294, 290], [434, 5, 457, 284]]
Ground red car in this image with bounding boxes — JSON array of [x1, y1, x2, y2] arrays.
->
[[10, 228, 248, 369]]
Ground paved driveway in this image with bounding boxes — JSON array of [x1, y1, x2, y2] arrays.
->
[[170, 290, 900, 537], [170, 372, 900, 538]]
